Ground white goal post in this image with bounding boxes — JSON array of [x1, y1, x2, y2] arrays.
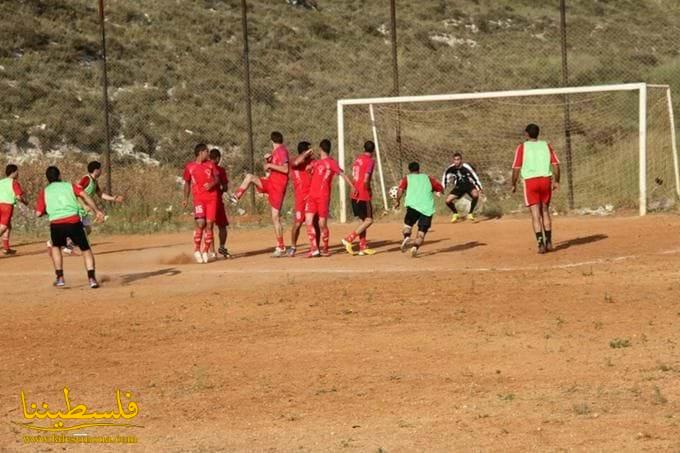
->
[[337, 82, 680, 223]]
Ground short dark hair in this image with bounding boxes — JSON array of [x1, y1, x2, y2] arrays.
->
[[408, 162, 420, 172], [270, 131, 284, 144], [364, 141, 375, 153], [319, 139, 331, 154], [46, 166, 61, 183], [194, 143, 208, 156], [525, 123, 540, 139], [5, 164, 18, 177], [209, 148, 221, 160], [297, 141, 311, 154], [87, 161, 101, 173], [453, 152, 462, 159]]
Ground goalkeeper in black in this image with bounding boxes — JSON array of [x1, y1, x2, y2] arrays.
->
[[441, 152, 483, 222]]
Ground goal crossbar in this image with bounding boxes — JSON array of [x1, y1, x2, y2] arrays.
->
[[337, 82, 679, 222]]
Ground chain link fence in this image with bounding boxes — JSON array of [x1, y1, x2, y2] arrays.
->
[[1, 0, 679, 232]]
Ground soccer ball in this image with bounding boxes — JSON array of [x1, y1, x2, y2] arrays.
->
[[388, 186, 399, 199]]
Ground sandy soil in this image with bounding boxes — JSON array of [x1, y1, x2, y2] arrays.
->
[[1, 214, 680, 452]]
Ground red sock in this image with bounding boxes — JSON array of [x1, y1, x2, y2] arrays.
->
[[193, 227, 203, 251], [2, 239, 9, 250], [345, 231, 357, 243], [306, 224, 318, 251], [202, 229, 214, 253], [276, 236, 284, 250], [235, 187, 246, 200], [321, 226, 330, 250], [359, 231, 367, 250]]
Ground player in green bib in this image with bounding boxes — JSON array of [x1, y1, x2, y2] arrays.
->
[[77, 161, 124, 233], [36, 166, 105, 288], [0, 164, 29, 255], [511, 123, 561, 253], [394, 162, 445, 257]]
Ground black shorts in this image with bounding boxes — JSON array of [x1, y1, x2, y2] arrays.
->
[[450, 181, 476, 198], [404, 207, 432, 233], [351, 200, 373, 220], [50, 222, 91, 251]]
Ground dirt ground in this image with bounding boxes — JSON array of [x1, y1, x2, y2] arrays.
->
[[1, 214, 680, 452]]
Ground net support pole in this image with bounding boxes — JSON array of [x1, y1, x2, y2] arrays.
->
[[369, 104, 389, 211], [665, 87, 680, 199], [338, 102, 347, 223], [98, 0, 113, 194], [639, 84, 648, 216]]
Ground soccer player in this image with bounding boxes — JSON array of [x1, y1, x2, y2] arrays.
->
[[341, 140, 376, 256], [77, 161, 125, 234], [305, 139, 355, 257], [230, 131, 289, 257], [288, 141, 319, 257], [36, 166, 104, 288], [394, 162, 444, 257], [511, 123, 560, 254], [183, 143, 220, 264], [209, 148, 231, 259], [0, 164, 28, 255], [442, 152, 483, 223]]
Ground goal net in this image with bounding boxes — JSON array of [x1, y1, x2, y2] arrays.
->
[[337, 83, 679, 222]]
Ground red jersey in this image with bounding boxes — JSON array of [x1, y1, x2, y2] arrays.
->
[[309, 156, 342, 200], [183, 160, 219, 201], [351, 153, 375, 201], [268, 145, 290, 189], [215, 165, 228, 194], [291, 156, 314, 197], [35, 183, 84, 224]]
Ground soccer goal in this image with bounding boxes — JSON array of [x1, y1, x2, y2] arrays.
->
[[337, 83, 679, 223]]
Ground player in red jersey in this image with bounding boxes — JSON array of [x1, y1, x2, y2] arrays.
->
[[0, 164, 28, 255], [230, 131, 290, 257], [209, 148, 231, 259], [183, 143, 220, 264], [305, 139, 355, 257], [342, 141, 376, 256], [288, 141, 320, 257]]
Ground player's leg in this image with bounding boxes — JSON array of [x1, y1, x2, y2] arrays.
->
[[541, 184, 554, 251], [49, 224, 66, 287], [270, 207, 286, 257], [289, 220, 303, 257], [409, 213, 431, 257], [529, 204, 545, 253], [343, 201, 373, 255], [318, 216, 330, 256], [313, 214, 321, 245], [231, 174, 262, 203], [467, 188, 480, 220], [70, 224, 98, 288], [201, 200, 218, 262], [0, 204, 14, 255], [445, 192, 460, 223], [304, 210, 320, 257], [193, 217, 206, 263], [401, 207, 418, 252], [357, 203, 375, 255], [1, 226, 12, 255]]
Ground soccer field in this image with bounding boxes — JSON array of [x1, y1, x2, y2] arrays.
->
[[2, 215, 680, 451]]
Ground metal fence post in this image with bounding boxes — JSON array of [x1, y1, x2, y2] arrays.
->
[[241, 0, 256, 211], [560, 0, 575, 209], [98, 0, 113, 193]]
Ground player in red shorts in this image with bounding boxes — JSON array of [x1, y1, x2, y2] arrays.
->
[[183, 143, 220, 264], [511, 123, 561, 254], [288, 141, 320, 257], [230, 131, 290, 257], [0, 164, 28, 255], [342, 140, 376, 256], [209, 148, 231, 259], [305, 139, 355, 257]]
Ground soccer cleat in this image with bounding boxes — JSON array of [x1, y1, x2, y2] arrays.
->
[[89, 278, 100, 289], [341, 239, 355, 255], [228, 194, 239, 205], [538, 243, 547, 254], [306, 249, 320, 258], [202, 252, 211, 263], [54, 277, 65, 287], [400, 237, 411, 253], [62, 245, 74, 255], [358, 248, 376, 256], [409, 246, 419, 257], [271, 247, 286, 258], [450, 213, 460, 223], [193, 250, 204, 263], [218, 247, 232, 259], [286, 247, 296, 257], [1, 248, 16, 255], [466, 213, 475, 221], [545, 241, 554, 252], [320, 248, 331, 257]]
